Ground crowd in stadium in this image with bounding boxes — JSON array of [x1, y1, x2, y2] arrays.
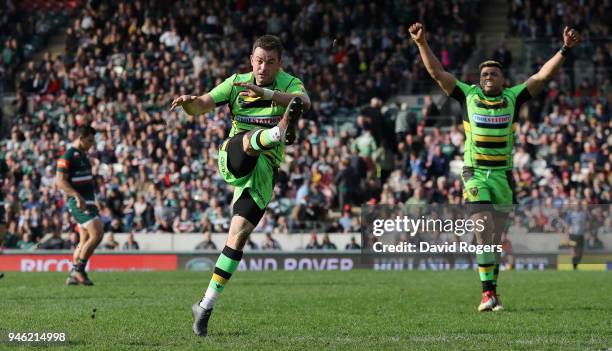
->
[[0, 0, 609, 249]]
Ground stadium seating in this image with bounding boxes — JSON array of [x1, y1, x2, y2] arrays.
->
[[0, 0, 609, 247]]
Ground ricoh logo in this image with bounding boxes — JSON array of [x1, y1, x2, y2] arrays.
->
[[20, 258, 73, 272]]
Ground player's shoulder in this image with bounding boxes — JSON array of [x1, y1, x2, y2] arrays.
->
[[61, 146, 79, 159], [233, 72, 253, 83], [503, 82, 528, 98], [276, 70, 300, 83], [276, 70, 304, 93], [455, 79, 479, 96]]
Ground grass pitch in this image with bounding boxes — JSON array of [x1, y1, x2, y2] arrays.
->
[[0, 270, 610, 350]]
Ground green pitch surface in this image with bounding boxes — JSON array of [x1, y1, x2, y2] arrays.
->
[[1, 270, 611, 350]]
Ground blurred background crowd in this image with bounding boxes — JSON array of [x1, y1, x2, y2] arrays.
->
[[0, 0, 609, 250]]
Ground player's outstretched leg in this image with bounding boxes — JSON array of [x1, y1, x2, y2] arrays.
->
[[242, 96, 304, 157]]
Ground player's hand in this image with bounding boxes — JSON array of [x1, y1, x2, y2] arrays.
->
[[76, 196, 87, 210], [562, 27, 580, 48], [234, 82, 266, 98], [409, 23, 426, 45], [169, 95, 199, 112]]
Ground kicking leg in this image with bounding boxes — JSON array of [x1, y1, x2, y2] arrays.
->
[[240, 96, 304, 156]]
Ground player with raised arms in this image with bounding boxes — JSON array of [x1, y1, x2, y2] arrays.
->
[[409, 22, 580, 311]]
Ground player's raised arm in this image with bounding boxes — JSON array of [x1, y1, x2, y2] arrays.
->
[[525, 27, 581, 97], [169, 93, 216, 116], [409, 22, 457, 96]]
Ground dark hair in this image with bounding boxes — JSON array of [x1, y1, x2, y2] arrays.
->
[[479, 60, 504, 74], [252, 35, 283, 59], [75, 125, 96, 139]]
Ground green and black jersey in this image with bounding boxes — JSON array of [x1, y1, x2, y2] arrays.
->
[[209, 70, 306, 167], [56, 147, 96, 204], [450, 80, 531, 170]]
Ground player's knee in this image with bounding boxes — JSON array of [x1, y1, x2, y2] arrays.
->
[[243, 129, 260, 156]]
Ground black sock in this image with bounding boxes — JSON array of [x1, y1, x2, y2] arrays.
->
[[482, 280, 495, 292], [76, 258, 88, 272]]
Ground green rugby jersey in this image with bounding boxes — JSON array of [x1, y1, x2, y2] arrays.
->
[[56, 147, 96, 203], [209, 70, 306, 167], [450, 80, 531, 170]]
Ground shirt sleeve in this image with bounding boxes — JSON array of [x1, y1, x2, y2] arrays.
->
[[508, 82, 532, 109], [285, 77, 306, 94], [208, 74, 237, 106], [56, 153, 70, 173], [449, 79, 470, 104]]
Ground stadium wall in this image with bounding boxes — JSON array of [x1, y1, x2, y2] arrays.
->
[[41, 232, 612, 253], [2, 252, 612, 272]]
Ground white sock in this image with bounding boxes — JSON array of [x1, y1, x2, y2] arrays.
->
[[268, 126, 281, 142], [199, 288, 219, 310]]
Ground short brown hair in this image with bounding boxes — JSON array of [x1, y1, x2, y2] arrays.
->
[[76, 125, 96, 139], [479, 60, 503, 74], [252, 35, 283, 59]]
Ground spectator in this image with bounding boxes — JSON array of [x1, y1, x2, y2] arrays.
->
[[195, 231, 217, 251], [159, 26, 180, 48], [422, 95, 441, 127], [345, 236, 361, 250], [38, 230, 69, 250], [320, 234, 337, 250], [261, 233, 281, 250], [338, 205, 356, 233], [17, 233, 36, 250], [173, 208, 195, 233], [0, 0, 608, 243], [305, 233, 321, 250], [245, 238, 259, 250], [123, 232, 140, 250], [492, 44, 513, 70], [101, 233, 119, 251], [2, 221, 19, 248]]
